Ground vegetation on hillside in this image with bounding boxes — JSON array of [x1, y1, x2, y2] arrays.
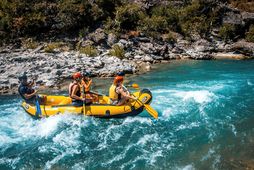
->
[[0, 0, 253, 44]]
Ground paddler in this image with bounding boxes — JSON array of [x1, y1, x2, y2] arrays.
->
[[69, 72, 86, 106], [81, 71, 98, 103], [18, 73, 45, 104], [109, 72, 136, 105]]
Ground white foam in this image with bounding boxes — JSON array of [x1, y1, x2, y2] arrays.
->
[[149, 150, 163, 165], [247, 80, 253, 86], [137, 133, 159, 146], [123, 117, 152, 125], [174, 90, 214, 104], [162, 108, 171, 118], [0, 157, 20, 169], [180, 164, 195, 170], [201, 148, 215, 161]]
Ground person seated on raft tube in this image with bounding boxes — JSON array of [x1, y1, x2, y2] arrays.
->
[[18, 73, 46, 104], [81, 71, 99, 103], [109, 75, 137, 106], [69, 72, 86, 106]]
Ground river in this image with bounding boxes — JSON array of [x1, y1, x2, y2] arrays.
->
[[0, 60, 254, 169]]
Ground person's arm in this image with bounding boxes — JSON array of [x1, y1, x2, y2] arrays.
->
[[71, 85, 84, 101], [87, 79, 92, 89], [24, 90, 37, 99], [28, 80, 35, 87], [118, 87, 136, 100]]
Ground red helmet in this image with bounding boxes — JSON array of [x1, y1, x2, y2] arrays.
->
[[72, 72, 82, 79], [114, 76, 124, 85]]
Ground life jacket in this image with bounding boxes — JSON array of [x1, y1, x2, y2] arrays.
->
[[109, 84, 122, 101], [18, 84, 34, 101], [109, 84, 118, 100], [69, 82, 81, 101]]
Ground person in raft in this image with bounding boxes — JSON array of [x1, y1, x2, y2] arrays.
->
[[69, 72, 86, 106], [109, 74, 137, 105], [81, 71, 98, 103], [18, 73, 45, 104]]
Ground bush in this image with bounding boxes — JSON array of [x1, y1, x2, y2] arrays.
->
[[21, 38, 39, 49], [180, 16, 209, 38], [246, 25, 254, 43], [109, 44, 125, 59], [229, 0, 254, 12], [219, 24, 236, 41], [139, 16, 168, 34], [44, 42, 65, 53], [151, 5, 179, 31], [115, 4, 145, 31], [79, 45, 98, 57], [163, 32, 177, 43]]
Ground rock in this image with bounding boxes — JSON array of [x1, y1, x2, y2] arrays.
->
[[221, 5, 246, 27], [136, 61, 151, 73], [143, 55, 154, 62], [223, 11, 244, 26], [192, 39, 214, 52], [107, 33, 118, 46], [80, 40, 94, 47], [88, 28, 106, 44], [212, 52, 246, 60], [232, 40, 254, 57], [241, 12, 254, 25]]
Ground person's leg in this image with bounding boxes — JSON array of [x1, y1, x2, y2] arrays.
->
[[116, 97, 127, 106], [72, 100, 83, 107]]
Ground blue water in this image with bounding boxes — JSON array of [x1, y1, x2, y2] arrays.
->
[[1, 60, 254, 169]]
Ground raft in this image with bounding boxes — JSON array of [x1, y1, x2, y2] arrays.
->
[[21, 89, 152, 118]]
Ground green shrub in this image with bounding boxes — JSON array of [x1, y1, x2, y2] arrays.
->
[[163, 32, 177, 43], [149, 5, 179, 32], [246, 25, 254, 43], [22, 38, 39, 49], [109, 44, 125, 59], [219, 24, 236, 41], [79, 45, 98, 57], [180, 16, 209, 37], [44, 42, 65, 53], [115, 4, 145, 31], [229, 0, 254, 12], [139, 15, 168, 34]]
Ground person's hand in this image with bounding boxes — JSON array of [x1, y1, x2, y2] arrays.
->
[[132, 96, 138, 100], [34, 90, 38, 94]]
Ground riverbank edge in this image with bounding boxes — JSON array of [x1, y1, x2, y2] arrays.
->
[[0, 36, 253, 95]]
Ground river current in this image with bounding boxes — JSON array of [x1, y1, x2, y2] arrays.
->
[[0, 60, 254, 169]]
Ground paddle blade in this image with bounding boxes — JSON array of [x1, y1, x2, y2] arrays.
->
[[144, 104, 158, 119], [35, 99, 42, 117], [132, 83, 140, 89]]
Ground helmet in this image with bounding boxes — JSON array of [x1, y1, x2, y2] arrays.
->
[[114, 76, 124, 85], [82, 71, 91, 77], [117, 71, 125, 76], [72, 72, 82, 79], [18, 73, 27, 81]]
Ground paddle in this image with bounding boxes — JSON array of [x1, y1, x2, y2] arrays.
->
[[35, 95, 42, 117], [82, 85, 86, 115], [129, 83, 158, 119]]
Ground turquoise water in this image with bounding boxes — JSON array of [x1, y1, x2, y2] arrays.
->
[[0, 60, 254, 169]]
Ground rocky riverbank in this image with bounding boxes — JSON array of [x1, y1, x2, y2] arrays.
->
[[1, 34, 253, 95]]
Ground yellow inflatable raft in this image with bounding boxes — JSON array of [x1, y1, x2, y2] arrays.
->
[[21, 89, 152, 118]]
